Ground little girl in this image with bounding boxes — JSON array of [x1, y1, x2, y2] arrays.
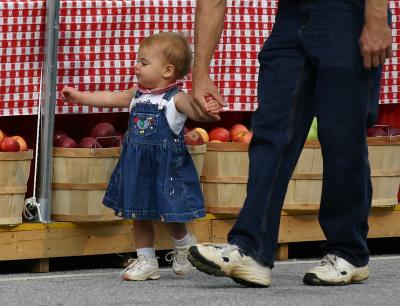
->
[[61, 32, 220, 281]]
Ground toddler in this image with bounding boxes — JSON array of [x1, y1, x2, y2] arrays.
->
[[61, 32, 220, 280]]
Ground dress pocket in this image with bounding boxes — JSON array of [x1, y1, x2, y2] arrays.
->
[[130, 113, 159, 137]]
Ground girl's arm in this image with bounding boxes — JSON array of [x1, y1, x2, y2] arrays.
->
[[174, 91, 220, 122], [61, 86, 137, 108]]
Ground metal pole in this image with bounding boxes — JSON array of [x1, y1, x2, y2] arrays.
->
[[38, 0, 60, 222]]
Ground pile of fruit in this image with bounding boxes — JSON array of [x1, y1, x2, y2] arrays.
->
[[0, 129, 28, 152], [184, 124, 252, 145], [54, 122, 122, 148], [367, 125, 400, 137]]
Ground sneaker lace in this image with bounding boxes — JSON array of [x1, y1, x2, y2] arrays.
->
[[203, 243, 242, 257], [319, 254, 338, 267], [119, 255, 146, 277], [165, 249, 188, 265]]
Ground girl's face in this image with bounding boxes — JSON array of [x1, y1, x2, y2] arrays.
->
[[135, 45, 174, 89]]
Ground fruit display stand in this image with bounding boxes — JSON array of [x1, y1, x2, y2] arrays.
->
[[1, 0, 400, 270]]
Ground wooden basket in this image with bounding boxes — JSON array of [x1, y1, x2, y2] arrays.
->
[[52, 147, 122, 222], [0, 150, 33, 225], [186, 144, 207, 179], [284, 137, 400, 211], [203, 137, 400, 214], [201, 142, 249, 214]]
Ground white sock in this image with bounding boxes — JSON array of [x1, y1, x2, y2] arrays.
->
[[172, 233, 195, 248], [136, 247, 156, 258]]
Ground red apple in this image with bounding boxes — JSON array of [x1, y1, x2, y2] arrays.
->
[[238, 131, 253, 144], [56, 136, 78, 148], [91, 122, 117, 147], [389, 126, 400, 136], [79, 137, 102, 148], [0, 129, 5, 143], [230, 124, 248, 140], [184, 130, 204, 145], [12, 136, 28, 151], [209, 127, 230, 142], [1, 137, 20, 152], [367, 127, 387, 137], [54, 130, 67, 146]]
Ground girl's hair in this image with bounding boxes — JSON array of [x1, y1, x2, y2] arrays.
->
[[140, 32, 192, 79]]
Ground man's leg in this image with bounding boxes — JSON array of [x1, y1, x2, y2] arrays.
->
[[301, 0, 382, 285], [189, 1, 318, 286]]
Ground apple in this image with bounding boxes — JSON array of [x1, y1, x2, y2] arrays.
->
[[79, 137, 102, 148], [0, 129, 5, 143], [54, 130, 67, 147], [307, 117, 318, 140], [230, 124, 248, 140], [1, 137, 20, 152], [12, 136, 28, 151], [56, 136, 78, 148], [209, 127, 230, 142], [91, 122, 117, 147], [367, 127, 387, 137], [232, 130, 248, 142], [193, 127, 209, 142], [238, 131, 253, 144], [184, 130, 204, 145], [389, 126, 400, 136]]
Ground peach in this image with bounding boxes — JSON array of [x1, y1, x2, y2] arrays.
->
[[193, 127, 209, 142], [12, 136, 28, 151]]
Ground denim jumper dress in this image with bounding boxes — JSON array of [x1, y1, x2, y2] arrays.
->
[[103, 86, 205, 222]]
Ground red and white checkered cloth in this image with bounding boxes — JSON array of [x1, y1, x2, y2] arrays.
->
[[1, 0, 399, 116]]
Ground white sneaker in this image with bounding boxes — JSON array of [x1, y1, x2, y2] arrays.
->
[[120, 255, 160, 281], [303, 254, 369, 286], [188, 243, 271, 287], [165, 247, 194, 275]]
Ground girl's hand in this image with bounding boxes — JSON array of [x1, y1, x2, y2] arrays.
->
[[205, 96, 221, 114], [61, 86, 80, 104]]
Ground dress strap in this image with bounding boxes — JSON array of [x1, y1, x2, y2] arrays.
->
[[134, 91, 143, 99], [162, 86, 180, 102]]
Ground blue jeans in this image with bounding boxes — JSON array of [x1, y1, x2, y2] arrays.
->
[[228, 0, 384, 268]]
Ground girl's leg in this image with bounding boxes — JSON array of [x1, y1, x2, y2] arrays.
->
[[134, 220, 155, 250], [164, 222, 196, 275], [121, 220, 160, 281]]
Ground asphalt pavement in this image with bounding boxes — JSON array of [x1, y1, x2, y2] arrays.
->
[[0, 255, 399, 306]]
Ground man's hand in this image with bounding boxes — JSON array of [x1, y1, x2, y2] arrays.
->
[[360, 2, 392, 70], [191, 73, 225, 121]]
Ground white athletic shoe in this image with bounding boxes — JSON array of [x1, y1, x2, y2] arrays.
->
[[188, 243, 271, 287], [303, 254, 369, 286], [165, 247, 194, 275], [120, 255, 160, 281]]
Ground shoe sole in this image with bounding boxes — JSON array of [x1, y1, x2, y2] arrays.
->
[[303, 272, 368, 286], [188, 246, 270, 288], [122, 272, 161, 281]]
